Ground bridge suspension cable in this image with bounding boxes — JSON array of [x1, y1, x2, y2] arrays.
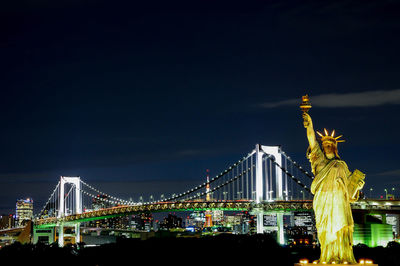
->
[[159, 150, 256, 202], [76, 186, 135, 207], [158, 147, 313, 202], [180, 167, 253, 201], [280, 150, 314, 180], [264, 153, 312, 195], [80, 180, 134, 205], [36, 181, 60, 219]]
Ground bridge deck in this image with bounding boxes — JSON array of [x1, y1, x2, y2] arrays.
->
[[34, 199, 400, 228]]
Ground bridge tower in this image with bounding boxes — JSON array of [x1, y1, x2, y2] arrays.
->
[[254, 144, 285, 244], [58, 176, 82, 247], [205, 169, 211, 201], [204, 169, 213, 227]]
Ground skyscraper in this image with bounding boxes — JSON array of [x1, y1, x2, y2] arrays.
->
[[16, 198, 33, 226]]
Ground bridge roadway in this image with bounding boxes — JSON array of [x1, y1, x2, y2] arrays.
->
[[34, 199, 400, 228]]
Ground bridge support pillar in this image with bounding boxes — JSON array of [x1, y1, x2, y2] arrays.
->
[[33, 225, 55, 244], [255, 144, 264, 204], [257, 212, 263, 234], [75, 223, 80, 244], [251, 206, 264, 234], [277, 212, 284, 245], [58, 223, 64, 247]]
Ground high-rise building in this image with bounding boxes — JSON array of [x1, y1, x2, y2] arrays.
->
[[386, 214, 400, 237], [204, 210, 213, 227], [186, 211, 205, 228], [161, 214, 183, 229], [224, 213, 244, 226], [0, 214, 16, 229], [128, 213, 153, 231], [16, 198, 33, 226], [212, 210, 224, 223]]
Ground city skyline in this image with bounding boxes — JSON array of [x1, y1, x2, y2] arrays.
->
[[1, 1, 400, 214]]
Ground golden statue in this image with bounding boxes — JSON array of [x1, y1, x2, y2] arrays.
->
[[301, 95, 365, 264]]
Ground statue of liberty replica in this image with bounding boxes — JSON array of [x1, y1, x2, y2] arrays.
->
[[301, 95, 365, 264]]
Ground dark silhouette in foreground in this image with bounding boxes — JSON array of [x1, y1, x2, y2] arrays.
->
[[1, 234, 399, 265]]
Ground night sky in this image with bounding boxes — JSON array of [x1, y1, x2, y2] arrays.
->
[[1, 0, 400, 214]]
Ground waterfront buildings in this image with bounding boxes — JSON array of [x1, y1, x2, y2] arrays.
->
[[16, 198, 33, 226], [0, 214, 16, 229]]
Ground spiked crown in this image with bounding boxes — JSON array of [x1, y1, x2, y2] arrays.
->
[[316, 128, 345, 145]]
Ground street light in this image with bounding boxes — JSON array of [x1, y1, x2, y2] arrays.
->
[[284, 190, 289, 201], [237, 191, 243, 200], [384, 189, 388, 200], [268, 191, 273, 201], [370, 188, 373, 198], [300, 190, 305, 201]]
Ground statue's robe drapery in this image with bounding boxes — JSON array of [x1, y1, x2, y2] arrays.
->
[[308, 144, 357, 264]]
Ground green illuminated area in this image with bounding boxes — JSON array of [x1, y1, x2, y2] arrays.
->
[[353, 214, 394, 247], [354, 223, 393, 247]]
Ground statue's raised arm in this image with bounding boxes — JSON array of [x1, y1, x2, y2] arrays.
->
[[300, 95, 319, 152], [303, 112, 318, 150]]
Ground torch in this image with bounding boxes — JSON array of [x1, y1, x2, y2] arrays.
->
[[300, 94, 312, 127]]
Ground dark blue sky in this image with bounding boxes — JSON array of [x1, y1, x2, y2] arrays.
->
[[1, 0, 400, 213]]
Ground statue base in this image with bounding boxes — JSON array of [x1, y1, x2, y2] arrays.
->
[[294, 262, 378, 266]]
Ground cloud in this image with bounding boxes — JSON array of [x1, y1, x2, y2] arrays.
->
[[259, 89, 400, 108], [376, 169, 400, 177]]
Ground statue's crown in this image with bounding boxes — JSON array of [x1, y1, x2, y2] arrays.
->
[[316, 128, 345, 144]]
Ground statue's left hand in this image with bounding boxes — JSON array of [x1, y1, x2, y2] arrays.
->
[[357, 179, 365, 189]]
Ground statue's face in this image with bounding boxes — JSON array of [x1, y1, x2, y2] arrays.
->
[[322, 141, 336, 155]]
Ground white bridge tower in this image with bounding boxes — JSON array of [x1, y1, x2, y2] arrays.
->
[[254, 144, 285, 244], [58, 176, 82, 247]]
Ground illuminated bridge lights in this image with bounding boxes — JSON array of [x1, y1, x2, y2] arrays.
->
[[34, 198, 400, 231], [34, 200, 315, 226]]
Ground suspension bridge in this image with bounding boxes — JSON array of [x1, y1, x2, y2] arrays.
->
[[28, 144, 400, 247], [32, 144, 315, 246]]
